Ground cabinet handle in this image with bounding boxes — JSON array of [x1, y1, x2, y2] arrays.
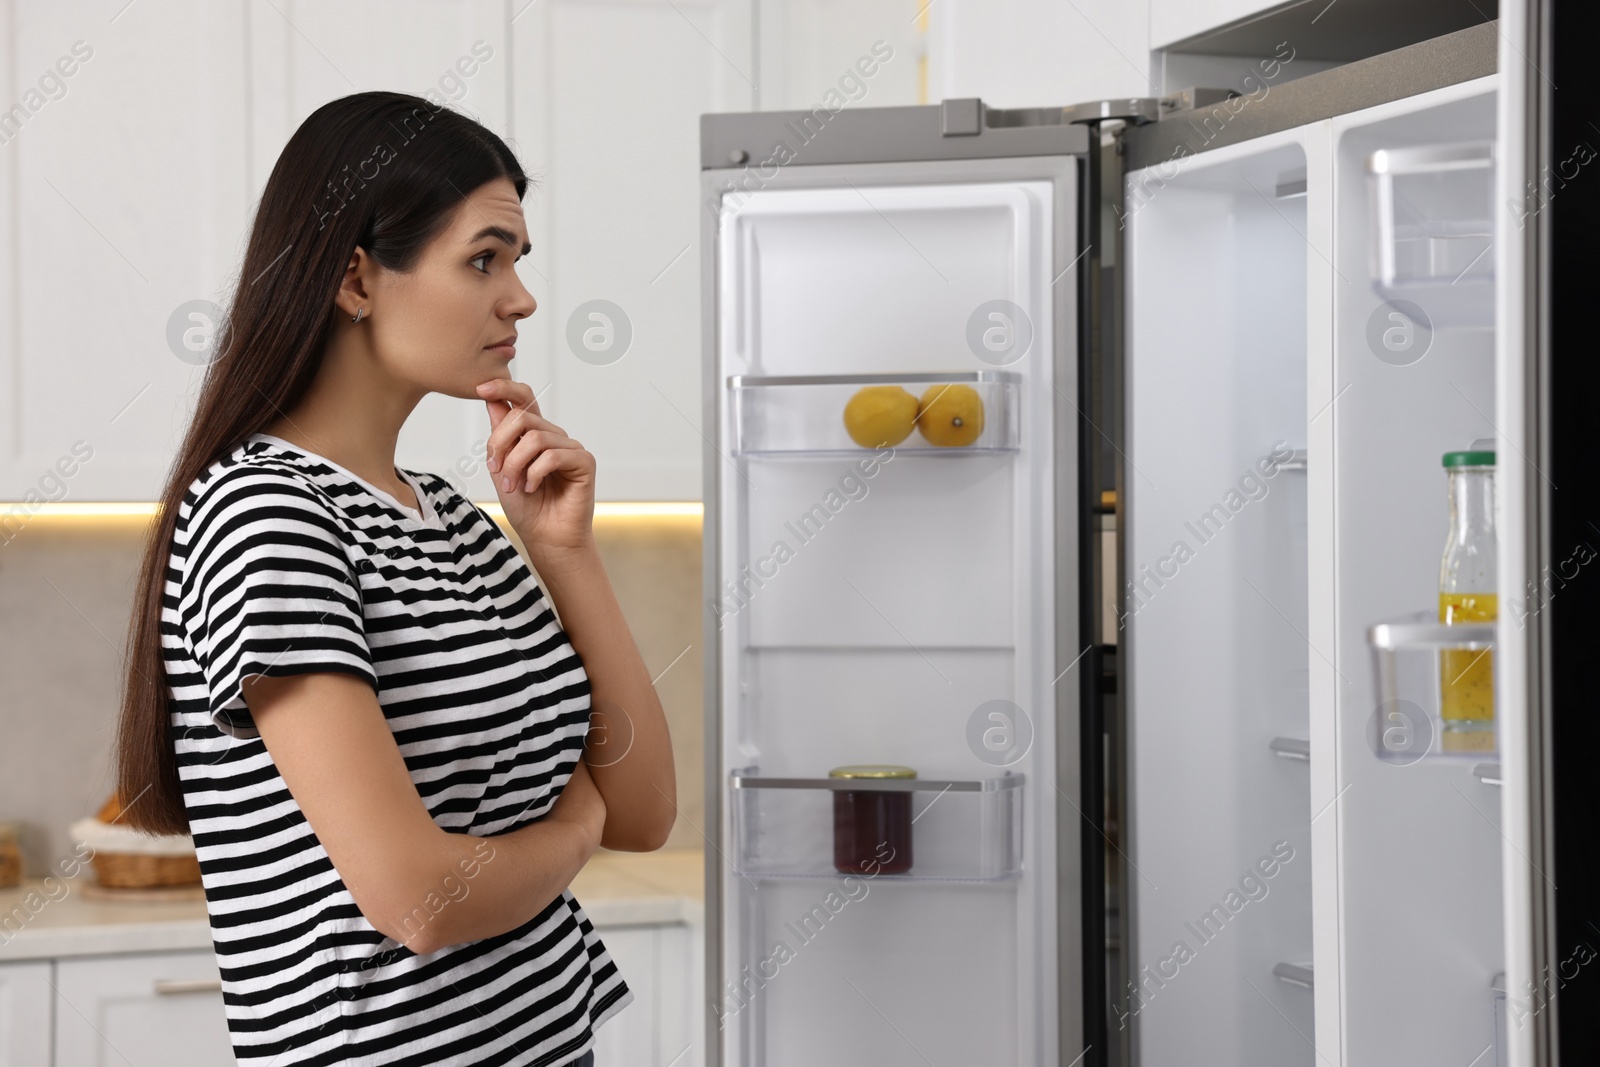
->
[[153, 979, 222, 995]]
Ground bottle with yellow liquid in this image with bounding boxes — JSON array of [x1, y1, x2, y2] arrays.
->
[[1438, 447, 1496, 753]]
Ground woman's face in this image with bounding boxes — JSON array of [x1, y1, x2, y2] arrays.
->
[[361, 177, 537, 399]]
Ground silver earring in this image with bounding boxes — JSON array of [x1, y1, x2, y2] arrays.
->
[[351, 307, 365, 324]]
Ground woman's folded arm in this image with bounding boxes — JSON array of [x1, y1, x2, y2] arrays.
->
[[246, 671, 607, 955]]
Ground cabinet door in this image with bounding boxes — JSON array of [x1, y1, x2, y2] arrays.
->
[[592, 926, 659, 1066], [592, 922, 704, 1067], [510, 0, 754, 500], [53, 951, 233, 1067], [1150, 0, 1283, 50], [656, 922, 703, 1067], [0, 961, 52, 1067], [1, 1, 251, 501]]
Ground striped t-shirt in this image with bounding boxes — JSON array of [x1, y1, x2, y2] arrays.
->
[[166, 432, 630, 1066]]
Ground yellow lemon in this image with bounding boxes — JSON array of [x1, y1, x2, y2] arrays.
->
[[843, 385, 919, 448], [916, 384, 985, 447]]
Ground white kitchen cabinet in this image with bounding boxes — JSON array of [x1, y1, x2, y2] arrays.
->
[[0, 961, 52, 1067], [53, 950, 232, 1067], [0, 0, 741, 504], [1150, 0, 1283, 51], [509, 0, 753, 501], [1, 918, 696, 1067], [0, 0, 510, 504], [0, 0, 252, 503], [927, 0, 1151, 107], [593, 921, 703, 1067], [593, 926, 658, 1065]]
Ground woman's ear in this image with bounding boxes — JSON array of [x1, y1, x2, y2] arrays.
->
[[333, 246, 374, 320]]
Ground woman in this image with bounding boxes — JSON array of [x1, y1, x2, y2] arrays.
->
[[113, 91, 676, 1066]]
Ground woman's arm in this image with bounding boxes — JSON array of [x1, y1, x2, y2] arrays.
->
[[525, 543, 678, 852], [478, 376, 678, 852], [247, 671, 607, 955]]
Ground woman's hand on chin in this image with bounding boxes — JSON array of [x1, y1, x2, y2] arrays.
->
[[477, 377, 597, 563]]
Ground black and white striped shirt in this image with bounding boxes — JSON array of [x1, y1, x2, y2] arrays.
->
[[166, 433, 630, 1066]]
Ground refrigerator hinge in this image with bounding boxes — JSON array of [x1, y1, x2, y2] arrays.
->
[[1061, 98, 1163, 126], [971, 88, 1240, 132]]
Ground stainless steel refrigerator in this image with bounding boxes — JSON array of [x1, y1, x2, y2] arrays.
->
[[697, 12, 1562, 1067]]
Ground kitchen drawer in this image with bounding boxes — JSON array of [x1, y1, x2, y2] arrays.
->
[[54, 950, 232, 1067]]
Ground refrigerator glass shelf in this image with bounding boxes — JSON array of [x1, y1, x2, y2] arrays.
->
[[1367, 141, 1495, 328], [729, 771, 1024, 882], [729, 371, 1021, 456], [1367, 610, 1497, 762]]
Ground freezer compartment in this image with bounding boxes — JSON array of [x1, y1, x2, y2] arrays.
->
[[730, 371, 1020, 456], [729, 772, 1024, 882], [1367, 141, 1494, 327], [1368, 612, 1497, 761]]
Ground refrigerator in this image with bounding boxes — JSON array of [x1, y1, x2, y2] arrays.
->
[[696, 12, 1560, 1067]]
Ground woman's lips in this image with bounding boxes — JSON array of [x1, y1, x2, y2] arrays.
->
[[485, 343, 516, 359]]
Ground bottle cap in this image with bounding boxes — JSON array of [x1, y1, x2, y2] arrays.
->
[[1442, 451, 1495, 468]]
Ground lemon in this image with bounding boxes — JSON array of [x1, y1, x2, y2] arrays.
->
[[916, 384, 985, 447], [843, 385, 919, 448]]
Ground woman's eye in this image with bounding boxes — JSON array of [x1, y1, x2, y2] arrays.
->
[[471, 251, 493, 274]]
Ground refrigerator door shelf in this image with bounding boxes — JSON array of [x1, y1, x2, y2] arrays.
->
[[730, 372, 1020, 456], [729, 772, 1026, 792], [729, 772, 1024, 882], [1369, 612, 1496, 650], [1368, 141, 1495, 328], [1368, 611, 1498, 763]]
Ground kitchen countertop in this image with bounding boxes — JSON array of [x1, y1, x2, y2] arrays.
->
[[0, 847, 703, 962]]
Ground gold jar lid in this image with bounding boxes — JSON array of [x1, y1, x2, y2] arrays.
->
[[828, 764, 917, 779]]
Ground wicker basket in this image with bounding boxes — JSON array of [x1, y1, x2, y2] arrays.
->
[[89, 850, 202, 889], [71, 795, 201, 890], [0, 824, 21, 889]]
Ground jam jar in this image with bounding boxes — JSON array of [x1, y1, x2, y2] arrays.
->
[[829, 764, 915, 875]]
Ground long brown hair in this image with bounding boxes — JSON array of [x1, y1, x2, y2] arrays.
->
[[116, 92, 529, 834]]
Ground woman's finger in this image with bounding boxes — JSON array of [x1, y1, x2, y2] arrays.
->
[[476, 378, 540, 417], [479, 380, 535, 465], [520, 444, 594, 495], [498, 430, 583, 492], [487, 411, 570, 475]]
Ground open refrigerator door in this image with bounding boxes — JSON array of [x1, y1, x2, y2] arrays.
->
[[699, 125, 1083, 1067], [1118, 19, 1557, 1067]]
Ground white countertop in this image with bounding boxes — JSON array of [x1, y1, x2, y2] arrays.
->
[[0, 848, 703, 962]]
